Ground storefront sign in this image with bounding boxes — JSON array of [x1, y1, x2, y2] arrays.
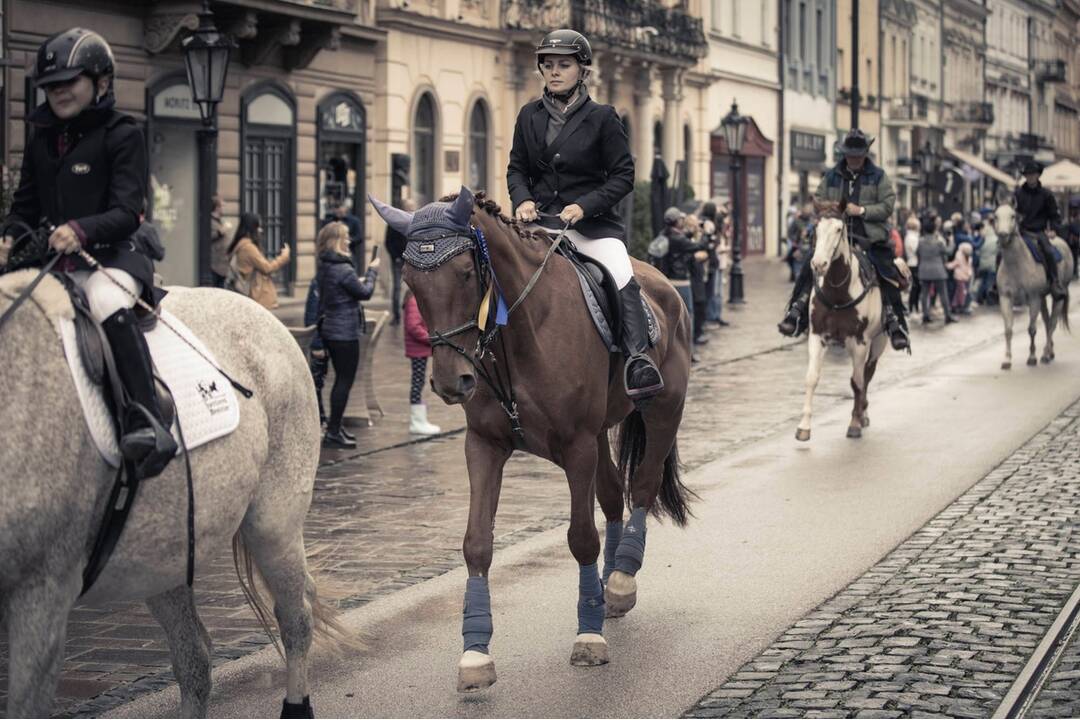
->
[[152, 84, 202, 121], [791, 130, 826, 168]]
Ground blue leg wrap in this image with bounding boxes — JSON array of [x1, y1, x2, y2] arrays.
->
[[602, 520, 623, 584], [462, 576, 493, 654], [577, 563, 605, 635], [613, 507, 648, 576]]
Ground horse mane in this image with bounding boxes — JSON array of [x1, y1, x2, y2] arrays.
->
[[438, 192, 548, 245]]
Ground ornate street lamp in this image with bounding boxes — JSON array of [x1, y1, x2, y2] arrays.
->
[[721, 100, 748, 304], [182, 1, 234, 286]]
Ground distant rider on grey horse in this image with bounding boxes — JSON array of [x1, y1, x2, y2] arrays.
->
[[1014, 160, 1066, 301], [3, 28, 177, 479], [778, 129, 909, 351], [506, 29, 664, 402]]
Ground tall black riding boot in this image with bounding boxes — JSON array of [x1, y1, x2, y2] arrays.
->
[[880, 282, 910, 351], [1036, 234, 1067, 300], [102, 308, 179, 480], [778, 261, 813, 336], [619, 278, 664, 402]]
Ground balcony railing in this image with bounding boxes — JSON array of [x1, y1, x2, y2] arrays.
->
[[504, 0, 707, 63], [948, 101, 994, 126], [1035, 59, 1066, 83], [282, 0, 358, 12], [885, 95, 928, 122]]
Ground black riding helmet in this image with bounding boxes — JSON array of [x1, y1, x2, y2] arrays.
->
[[535, 29, 593, 67], [34, 28, 115, 88]]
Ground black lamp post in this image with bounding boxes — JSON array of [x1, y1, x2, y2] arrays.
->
[[919, 141, 935, 211], [721, 100, 748, 304], [183, 0, 233, 286]]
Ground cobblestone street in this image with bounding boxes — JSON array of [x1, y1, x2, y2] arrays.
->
[[685, 400, 1080, 719], [0, 259, 1041, 717]]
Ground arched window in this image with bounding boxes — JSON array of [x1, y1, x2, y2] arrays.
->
[[241, 82, 296, 287], [413, 93, 437, 205], [468, 101, 489, 192], [318, 92, 366, 267]]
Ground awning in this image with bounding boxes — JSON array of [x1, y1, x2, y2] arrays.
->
[[1041, 159, 1080, 189], [943, 146, 1018, 187]]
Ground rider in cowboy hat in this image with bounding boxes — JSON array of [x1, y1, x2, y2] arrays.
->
[[3, 28, 177, 479], [1015, 160, 1066, 300], [778, 128, 909, 351], [507, 29, 663, 402]]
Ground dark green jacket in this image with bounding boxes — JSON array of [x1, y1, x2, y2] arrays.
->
[[814, 159, 895, 246]]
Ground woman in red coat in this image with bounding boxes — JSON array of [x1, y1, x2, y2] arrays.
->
[[403, 290, 441, 435]]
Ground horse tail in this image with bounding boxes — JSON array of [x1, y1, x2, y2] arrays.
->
[[231, 533, 362, 658], [616, 410, 697, 527]]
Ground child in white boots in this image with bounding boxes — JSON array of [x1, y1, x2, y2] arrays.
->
[[403, 290, 441, 435]]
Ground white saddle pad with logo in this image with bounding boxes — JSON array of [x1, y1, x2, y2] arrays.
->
[[58, 310, 241, 467]]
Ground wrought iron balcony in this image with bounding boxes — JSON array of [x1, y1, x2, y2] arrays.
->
[[1035, 59, 1066, 83], [947, 101, 994, 126], [884, 95, 928, 122], [504, 0, 707, 64]]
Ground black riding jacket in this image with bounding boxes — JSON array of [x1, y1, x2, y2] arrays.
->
[[1014, 182, 1061, 234], [6, 96, 154, 300], [506, 97, 635, 241]]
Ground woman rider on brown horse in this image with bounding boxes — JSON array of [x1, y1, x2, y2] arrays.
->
[[506, 29, 664, 402]]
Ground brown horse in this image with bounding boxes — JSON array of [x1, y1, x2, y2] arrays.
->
[[371, 188, 694, 692]]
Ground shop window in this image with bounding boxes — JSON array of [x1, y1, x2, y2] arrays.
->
[[317, 92, 366, 266], [413, 93, 437, 205]]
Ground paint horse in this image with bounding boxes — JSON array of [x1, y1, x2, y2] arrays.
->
[[796, 203, 889, 441], [992, 202, 1072, 370], [371, 188, 695, 692]]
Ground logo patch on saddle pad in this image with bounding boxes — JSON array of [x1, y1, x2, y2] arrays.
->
[[58, 309, 241, 467], [71, 163, 91, 175]]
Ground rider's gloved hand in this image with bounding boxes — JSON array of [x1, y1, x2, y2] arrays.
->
[[516, 200, 538, 223], [48, 224, 81, 255], [559, 204, 585, 226]]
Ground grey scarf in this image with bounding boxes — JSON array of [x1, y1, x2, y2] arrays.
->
[[541, 86, 590, 146]]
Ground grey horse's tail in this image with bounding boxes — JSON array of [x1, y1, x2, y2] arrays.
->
[[616, 409, 697, 527], [231, 533, 359, 658]]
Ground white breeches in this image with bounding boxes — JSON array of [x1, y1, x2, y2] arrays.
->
[[69, 269, 142, 323], [529, 225, 634, 289]]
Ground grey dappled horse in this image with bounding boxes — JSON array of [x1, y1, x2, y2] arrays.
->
[[993, 204, 1072, 369], [0, 272, 339, 718]]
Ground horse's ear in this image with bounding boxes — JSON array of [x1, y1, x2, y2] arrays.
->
[[450, 186, 475, 227], [369, 194, 414, 235]]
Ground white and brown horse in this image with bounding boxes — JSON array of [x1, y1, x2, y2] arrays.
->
[[796, 206, 889, 441]]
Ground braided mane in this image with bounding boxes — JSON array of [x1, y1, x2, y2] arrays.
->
[[438, 192, 548, 244]]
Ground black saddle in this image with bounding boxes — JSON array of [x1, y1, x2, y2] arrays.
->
[[59, 276, 174, 436], [555, 242, 659, 352]]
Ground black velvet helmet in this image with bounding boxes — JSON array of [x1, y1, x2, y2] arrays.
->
[[535, 29, 592, 67], [34, 28, 114, 87]]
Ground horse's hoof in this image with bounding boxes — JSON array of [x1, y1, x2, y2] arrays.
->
[[1001, 362, 1012, 370], [457, 650, 496, 693], [1042, 356, 1054, 365], [570, 633, 609, 666], [1027, 357, 1038, 366], [604, 570, 637, 617], [861, 415, 870, 428], [795, 428, 811, 442], [846, 426, 862, 439]]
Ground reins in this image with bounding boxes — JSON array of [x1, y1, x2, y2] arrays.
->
[[426, 216, 570, 448], [812, 220, 875, 311]]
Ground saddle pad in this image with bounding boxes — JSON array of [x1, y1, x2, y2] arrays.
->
[[1022, 233, 1063, 264], [58, 310, 240, 467], [575, 273, 660, 352]]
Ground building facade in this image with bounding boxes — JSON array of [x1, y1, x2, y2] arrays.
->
[[4, 0, 381, 291], [1051, 0, 1080, 162], [878, 0, 918, 210], [782, 0, 838, 209], [984, 0, 1031, 172], [835, 0, 881, 150]]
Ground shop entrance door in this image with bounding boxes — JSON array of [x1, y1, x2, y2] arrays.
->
[[149, 122, 198, 286]]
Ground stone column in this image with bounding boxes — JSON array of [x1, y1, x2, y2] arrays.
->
[[661, 67, 684, 179], [633, 62, 655, 182]]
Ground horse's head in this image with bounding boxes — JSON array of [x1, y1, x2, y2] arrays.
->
[[994, 202, 1018, 243], [371, 187, 482, 404], [810, 201, 846, 274]]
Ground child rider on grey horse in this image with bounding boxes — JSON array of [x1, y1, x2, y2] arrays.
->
[[3, 28, 177, 479], [506, 29, 664, 402]]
